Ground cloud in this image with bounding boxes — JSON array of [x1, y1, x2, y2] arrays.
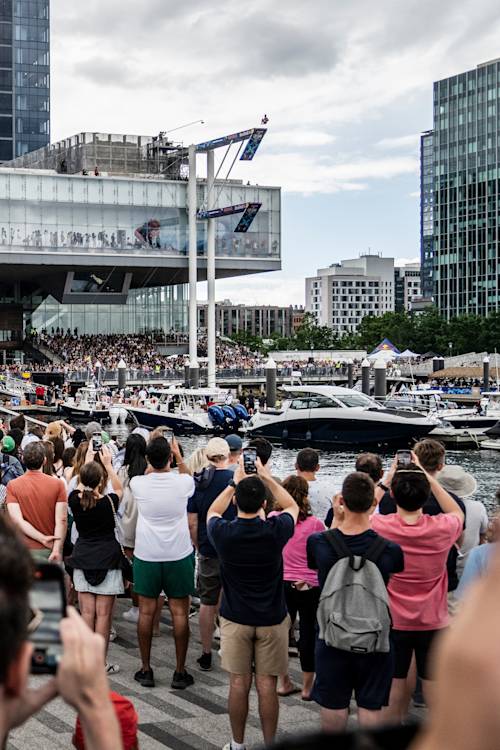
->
[[209, 274, 305, 307], [265, 130, 337, 148], [376, 134, 421, 151]]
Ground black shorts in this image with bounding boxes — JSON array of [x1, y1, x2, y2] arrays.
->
[[197, 555, 222, 606], [392, 629, 442, 681], [311, 638, 394, 711]]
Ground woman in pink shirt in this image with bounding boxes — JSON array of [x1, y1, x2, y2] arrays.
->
[[270, 475, 325, 700]]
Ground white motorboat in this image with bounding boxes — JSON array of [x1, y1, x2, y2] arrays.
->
[[126, 387, 250, 434], [0, 375, 36, 401], [246, 385, 439, 448], [60, 386, 110, 422]]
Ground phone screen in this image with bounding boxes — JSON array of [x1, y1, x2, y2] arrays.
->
[[92, 434, 102, 452], [29, 565, 66, 674], [396, 450, 412, 468], [243, 448, 258, 474]]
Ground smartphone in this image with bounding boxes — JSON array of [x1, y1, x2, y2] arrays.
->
[[29, 563, 66, 674], [396, 449, 412, 468], [92, 434, 102, 452], [158, 427, 173, 443], [243, 447, 258, 474]]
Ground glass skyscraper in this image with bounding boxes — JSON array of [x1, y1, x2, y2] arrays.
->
[[420, 130, 434, 298], [0, 0, 49, 161], [429, 59, 500, 318]]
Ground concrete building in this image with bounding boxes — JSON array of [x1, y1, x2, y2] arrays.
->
[[425, 58, 500, 318], [0, 132, 280, 355], [0, 0, 50, 161], [306, 254, 394, 334], [394, 262, 421, 312], [197, 300, 304, 338]]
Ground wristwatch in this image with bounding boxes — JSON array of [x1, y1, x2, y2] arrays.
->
[[228, 479, 237, 488], [377, 481, 389, 492]]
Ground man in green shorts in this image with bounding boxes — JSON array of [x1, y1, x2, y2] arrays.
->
[[130, 436, 195, 689]]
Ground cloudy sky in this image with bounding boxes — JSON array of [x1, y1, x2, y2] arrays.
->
[[51, 0, 500, 305]]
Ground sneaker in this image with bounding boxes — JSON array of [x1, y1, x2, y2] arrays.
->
[[134, 668, 155, 688], [222, 744, 246, 750], [105, 663, 120, 675], [122, 607, 140, 624], [197, 652, 212, 671], [109, 626, 117, 642], [171, 670, 194, 689]]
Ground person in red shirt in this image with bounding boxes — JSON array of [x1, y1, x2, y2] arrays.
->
[[372, 456, 464, 723]]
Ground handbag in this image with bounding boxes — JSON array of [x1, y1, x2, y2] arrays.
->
[[107, 495, 134, 584]]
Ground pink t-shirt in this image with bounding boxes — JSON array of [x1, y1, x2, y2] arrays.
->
[[371, 513, 462, 631], [269, 512, 325, 587]]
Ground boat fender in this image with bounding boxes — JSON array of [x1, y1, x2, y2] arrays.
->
[[282, 428, 289, 441], [305, 430, 312, 442]]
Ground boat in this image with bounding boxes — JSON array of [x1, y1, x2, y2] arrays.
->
[[126, 387, 250, 434], [387, 388, 500, 433], [245, 385, 439, 448], [0, 376, 36, 402], [59, 386, 111, 422]]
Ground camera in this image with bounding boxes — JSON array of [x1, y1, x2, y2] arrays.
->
[[243, 447, 258, 474], [29, 563, 66, 674]]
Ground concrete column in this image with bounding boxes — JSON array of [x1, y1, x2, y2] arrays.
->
[[206, 149, 216, 388], [188, 144, 198, 368], [189, 359, 199, 388], [483, 356, 490, 389], [432, 357, 440, 373], [266, 357, 277, 408], [374, 359, 387, 400], [361, 358, 370, 395], [117, 359, 127, 390], [347, 358, 354, 389]]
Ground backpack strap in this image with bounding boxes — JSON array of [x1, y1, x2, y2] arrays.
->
[[324, 529, 356, 568], [364, 534, 388, 564]]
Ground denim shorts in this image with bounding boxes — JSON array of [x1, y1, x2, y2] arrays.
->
[[73, 568, 124, 595]]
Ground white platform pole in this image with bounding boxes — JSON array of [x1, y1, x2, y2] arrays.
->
[[188, 145, 198, 371], [207, 149, 216, 388]]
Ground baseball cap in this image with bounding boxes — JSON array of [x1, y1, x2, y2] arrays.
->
[[225, 434, 243, 452], [45, 421, 63, 439], [84, 421, 102, 440], [2, 435, 15, 453], [205, 437, 230, 459]]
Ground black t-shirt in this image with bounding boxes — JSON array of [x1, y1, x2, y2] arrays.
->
[[187, 469, 236, 557], [207, 513, 295, 626], [69, 490, 119, 539], [378, 489, 466, 592], [307, 529, 404, 590]]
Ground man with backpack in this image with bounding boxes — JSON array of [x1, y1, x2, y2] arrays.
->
[[187, 437, 235, 672], [307, 472, 404, 732]]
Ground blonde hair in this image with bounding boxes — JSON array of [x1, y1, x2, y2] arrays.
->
[[185, 446, 209, 476]]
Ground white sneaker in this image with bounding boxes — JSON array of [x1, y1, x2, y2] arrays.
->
[[106, 663, 120, 675], [109, 626, 117, 642], [122, 607, 139, 624]]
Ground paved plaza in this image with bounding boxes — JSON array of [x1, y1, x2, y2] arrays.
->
[[10, 599, 322, 750]]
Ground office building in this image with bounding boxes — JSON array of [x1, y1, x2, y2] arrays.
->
[[0, 132, 280, 353], [394, 262, 421, 312], [428, 58, 500, 318], [197, 300, 304, 339], [306, 254, 394, 334], [0, 0, 50, 161], [420, 130, 434, 298]]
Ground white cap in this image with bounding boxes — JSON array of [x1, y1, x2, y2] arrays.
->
[[361, 358, 370, 367], [205, 437, 230, 459], [374, 358, 387, 369], [118, 359, 127, 368], [265, 357, 276, 370]]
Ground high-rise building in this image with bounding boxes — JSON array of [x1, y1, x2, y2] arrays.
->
[[429, 58, 500, 318], [394, 262, 421, 312], [306, 254, 394, 334], [0, 0, 50, 162], [420, 130, 434, 298]]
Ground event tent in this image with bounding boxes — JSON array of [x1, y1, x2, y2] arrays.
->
[[399, 349, 420, 358]]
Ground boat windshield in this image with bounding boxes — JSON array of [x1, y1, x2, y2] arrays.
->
[[335, 393, 376, 409]]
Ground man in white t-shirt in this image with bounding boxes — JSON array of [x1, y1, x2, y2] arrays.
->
[[131, 436, 195, 690], [295, 447, 334, 519]]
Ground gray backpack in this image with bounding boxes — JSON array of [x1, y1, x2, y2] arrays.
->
[[317, 530, 391, 654]]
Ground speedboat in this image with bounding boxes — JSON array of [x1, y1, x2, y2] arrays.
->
[[60, 386, 110, 422], [387, 388, 500, 433], [245, 385, 438, 448], [0, 376, 36, 401], [126, 387, 250, 434]]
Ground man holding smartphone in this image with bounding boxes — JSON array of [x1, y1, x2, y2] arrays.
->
[[207, 458, 299, 750]]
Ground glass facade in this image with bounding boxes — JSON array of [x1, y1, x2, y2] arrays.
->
[[0, 170, 280, 259], [432, 60, 500, 318], [0, 0, 49, 161], [420, 130, 434, 298], [31, 284, 188, 335]]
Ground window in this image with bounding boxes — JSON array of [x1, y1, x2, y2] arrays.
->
[[289, 398, 310, 410], [335, 393, 374, 408], [308, 396, 338, 409]]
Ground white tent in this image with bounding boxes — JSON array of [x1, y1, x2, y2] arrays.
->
[[399, 349, 420, 358], [367, 349, 399, 362]]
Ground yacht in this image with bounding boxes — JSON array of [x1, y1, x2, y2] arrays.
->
[[126, 387, 250, 434], [387, 388, 500, 433], [0, 376, 36, 402], [245, 385, 438, 448], [60, 386, 111, 422]]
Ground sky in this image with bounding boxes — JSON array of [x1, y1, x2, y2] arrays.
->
[[51, 0, 500, 305]]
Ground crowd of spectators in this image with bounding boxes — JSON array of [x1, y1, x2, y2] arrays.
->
[[0, 418, 498, 749]]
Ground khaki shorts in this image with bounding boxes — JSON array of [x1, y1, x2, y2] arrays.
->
[[220, 615, 290, 676], [197, 555, 221, 606]]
